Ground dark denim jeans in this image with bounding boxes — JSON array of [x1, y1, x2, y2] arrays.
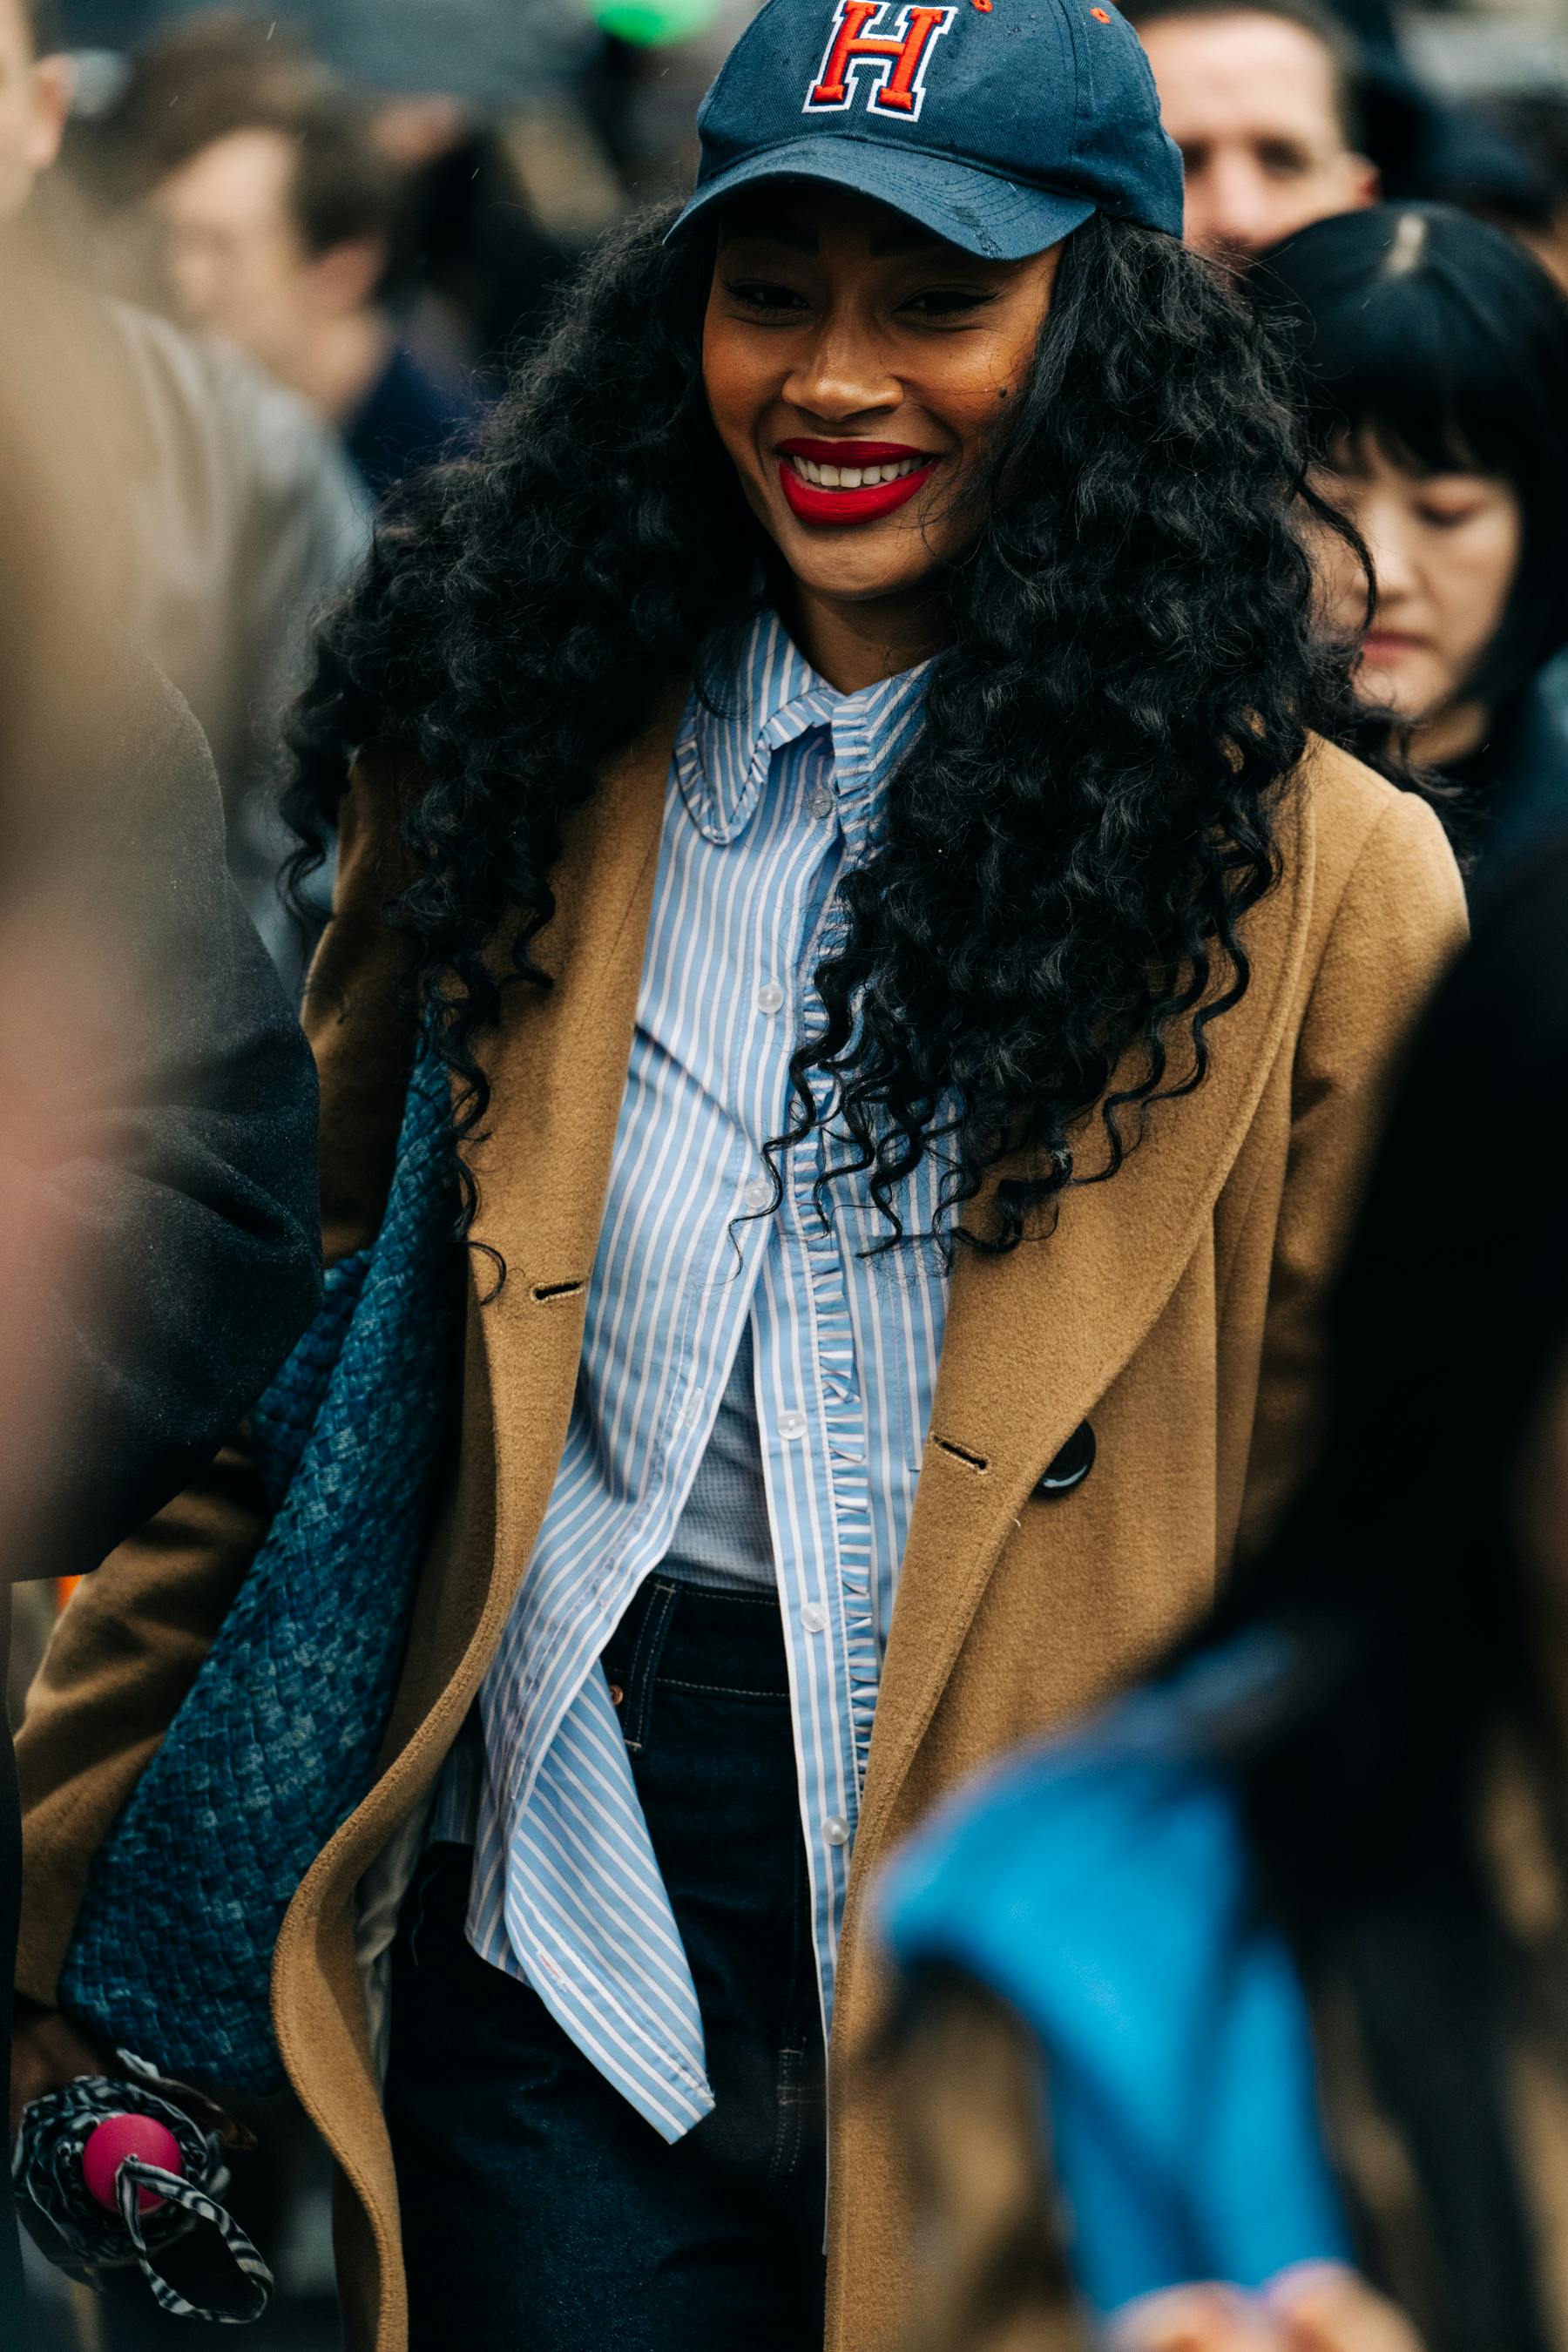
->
[[384, 1579, 828, 2351]]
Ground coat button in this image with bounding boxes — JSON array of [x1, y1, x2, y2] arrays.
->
[[1034, 1421, 1095, 1497]]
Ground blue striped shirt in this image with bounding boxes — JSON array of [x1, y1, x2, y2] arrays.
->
[[435, 608, 950, 2139]]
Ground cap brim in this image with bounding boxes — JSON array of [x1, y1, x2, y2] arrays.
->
[[666, 137, 1095, 262]]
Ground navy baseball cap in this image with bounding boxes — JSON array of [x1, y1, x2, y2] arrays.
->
[[669, 0, 1183, 261]]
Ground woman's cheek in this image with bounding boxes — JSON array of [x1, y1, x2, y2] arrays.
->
[[1436, 517, 1521, 679]]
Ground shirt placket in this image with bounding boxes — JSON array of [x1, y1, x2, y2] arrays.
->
[[451, 613, 943, 2148], [815, 706, 886, 1788], [760, 720, 888, 2038]]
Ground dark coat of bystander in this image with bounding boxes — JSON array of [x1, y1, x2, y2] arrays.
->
[[0, 655, 321, 2316]]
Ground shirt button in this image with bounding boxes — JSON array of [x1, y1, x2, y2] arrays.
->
[[823, 1815, 851, 1847], [756, 979, 785, 1015], [742, 1175, 774, 1214], [808, 786, 835, 821], [778, 1409, 808, 1441], [681, 1392, 705, 1430], [801, 1600, 829, 1633]]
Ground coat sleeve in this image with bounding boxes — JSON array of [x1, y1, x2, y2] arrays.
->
[[14, 742, 416, 2008], [0, 662, 322, 1589], [1237, 787, 1468, 1551]]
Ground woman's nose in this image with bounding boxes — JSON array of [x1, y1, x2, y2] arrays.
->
[[782, 319, 901, 423], [1358, 505, 1419, 608]]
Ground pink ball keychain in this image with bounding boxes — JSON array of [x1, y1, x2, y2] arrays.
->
[[81, 2112, 184, 2216]]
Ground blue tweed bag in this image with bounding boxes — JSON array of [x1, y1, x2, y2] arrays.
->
[[60, 1043, 459, 2094]]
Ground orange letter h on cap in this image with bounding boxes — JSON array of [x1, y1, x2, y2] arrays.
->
[[806, 0, 957, 118]]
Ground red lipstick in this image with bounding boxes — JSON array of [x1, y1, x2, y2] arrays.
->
[[776, 437, 938, 529]]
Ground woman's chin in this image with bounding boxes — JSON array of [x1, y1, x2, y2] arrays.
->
[[1355, 659, 1438, 726], [744, 484, 942, 606], [771, 530, 943, 607]]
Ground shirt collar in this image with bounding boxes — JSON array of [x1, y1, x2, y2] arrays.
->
[[678, 607, 932, 848]]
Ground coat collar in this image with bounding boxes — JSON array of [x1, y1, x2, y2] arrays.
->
[[462, 713, 1318, 1816]]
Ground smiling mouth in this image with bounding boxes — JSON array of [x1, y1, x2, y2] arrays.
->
[[789, 452, 928, 488], [776, 438, 939, 529]]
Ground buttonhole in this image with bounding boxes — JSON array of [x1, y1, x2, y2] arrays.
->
[[531, 1280, 585, 1303], [934, 1436, 989, 1475]]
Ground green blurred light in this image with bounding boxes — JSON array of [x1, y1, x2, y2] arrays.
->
[[592, 0, 720, 44]]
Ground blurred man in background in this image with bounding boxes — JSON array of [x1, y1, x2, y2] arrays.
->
[[151, 89, 482, 501], [0, 0, 365, 970], [1129, 0, 1378, 264], [81, 10, 579, 382]]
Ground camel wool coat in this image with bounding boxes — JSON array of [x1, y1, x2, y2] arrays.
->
[[16, 713, 1464, 2352]]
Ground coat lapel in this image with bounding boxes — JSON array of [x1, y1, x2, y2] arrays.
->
[[461, 709, 678, 1620], [860, 791, 1320, 1848], [448, 715, 1319, 1843]]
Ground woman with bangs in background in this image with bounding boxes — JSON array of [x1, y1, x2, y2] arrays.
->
[[1253, 202, 1568, 884]]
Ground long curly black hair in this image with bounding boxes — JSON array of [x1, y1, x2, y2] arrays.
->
[[287, 199, 1388, 1253]]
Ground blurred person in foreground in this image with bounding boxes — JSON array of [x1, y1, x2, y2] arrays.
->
[[1252, 205, 1568, 885], [0, 289, 321, 2325], [881, 839, 1568, 2352], [0, 0, 366, 969], [1127, 0, 1376, 266], [7, 0, 1464, 2342], [149, 87, 483, 502]]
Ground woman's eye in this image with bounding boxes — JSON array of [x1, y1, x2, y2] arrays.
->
[[725, 278, 811, 314], [1417, 502, 1483, 530], [900, 287, 997, 319]]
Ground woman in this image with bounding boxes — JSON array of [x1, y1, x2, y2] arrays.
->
[[882, 841, 1568, 2352], [10, 0, 1463, 2347], [1252, 203, 1568, 882]]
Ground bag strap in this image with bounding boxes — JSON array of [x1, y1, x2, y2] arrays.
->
[[115, 2158, 273, 2324]]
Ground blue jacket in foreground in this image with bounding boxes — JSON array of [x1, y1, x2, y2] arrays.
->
[[877, 1635, 1353, 2318]]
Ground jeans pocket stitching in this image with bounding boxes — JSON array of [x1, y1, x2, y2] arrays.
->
[[769, 2044, 804, 2185], [654, 1676, 789, 1700], [622, 1578, 679, 1751]]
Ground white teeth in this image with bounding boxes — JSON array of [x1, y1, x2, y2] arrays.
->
[[789, 454, 927, 490]]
